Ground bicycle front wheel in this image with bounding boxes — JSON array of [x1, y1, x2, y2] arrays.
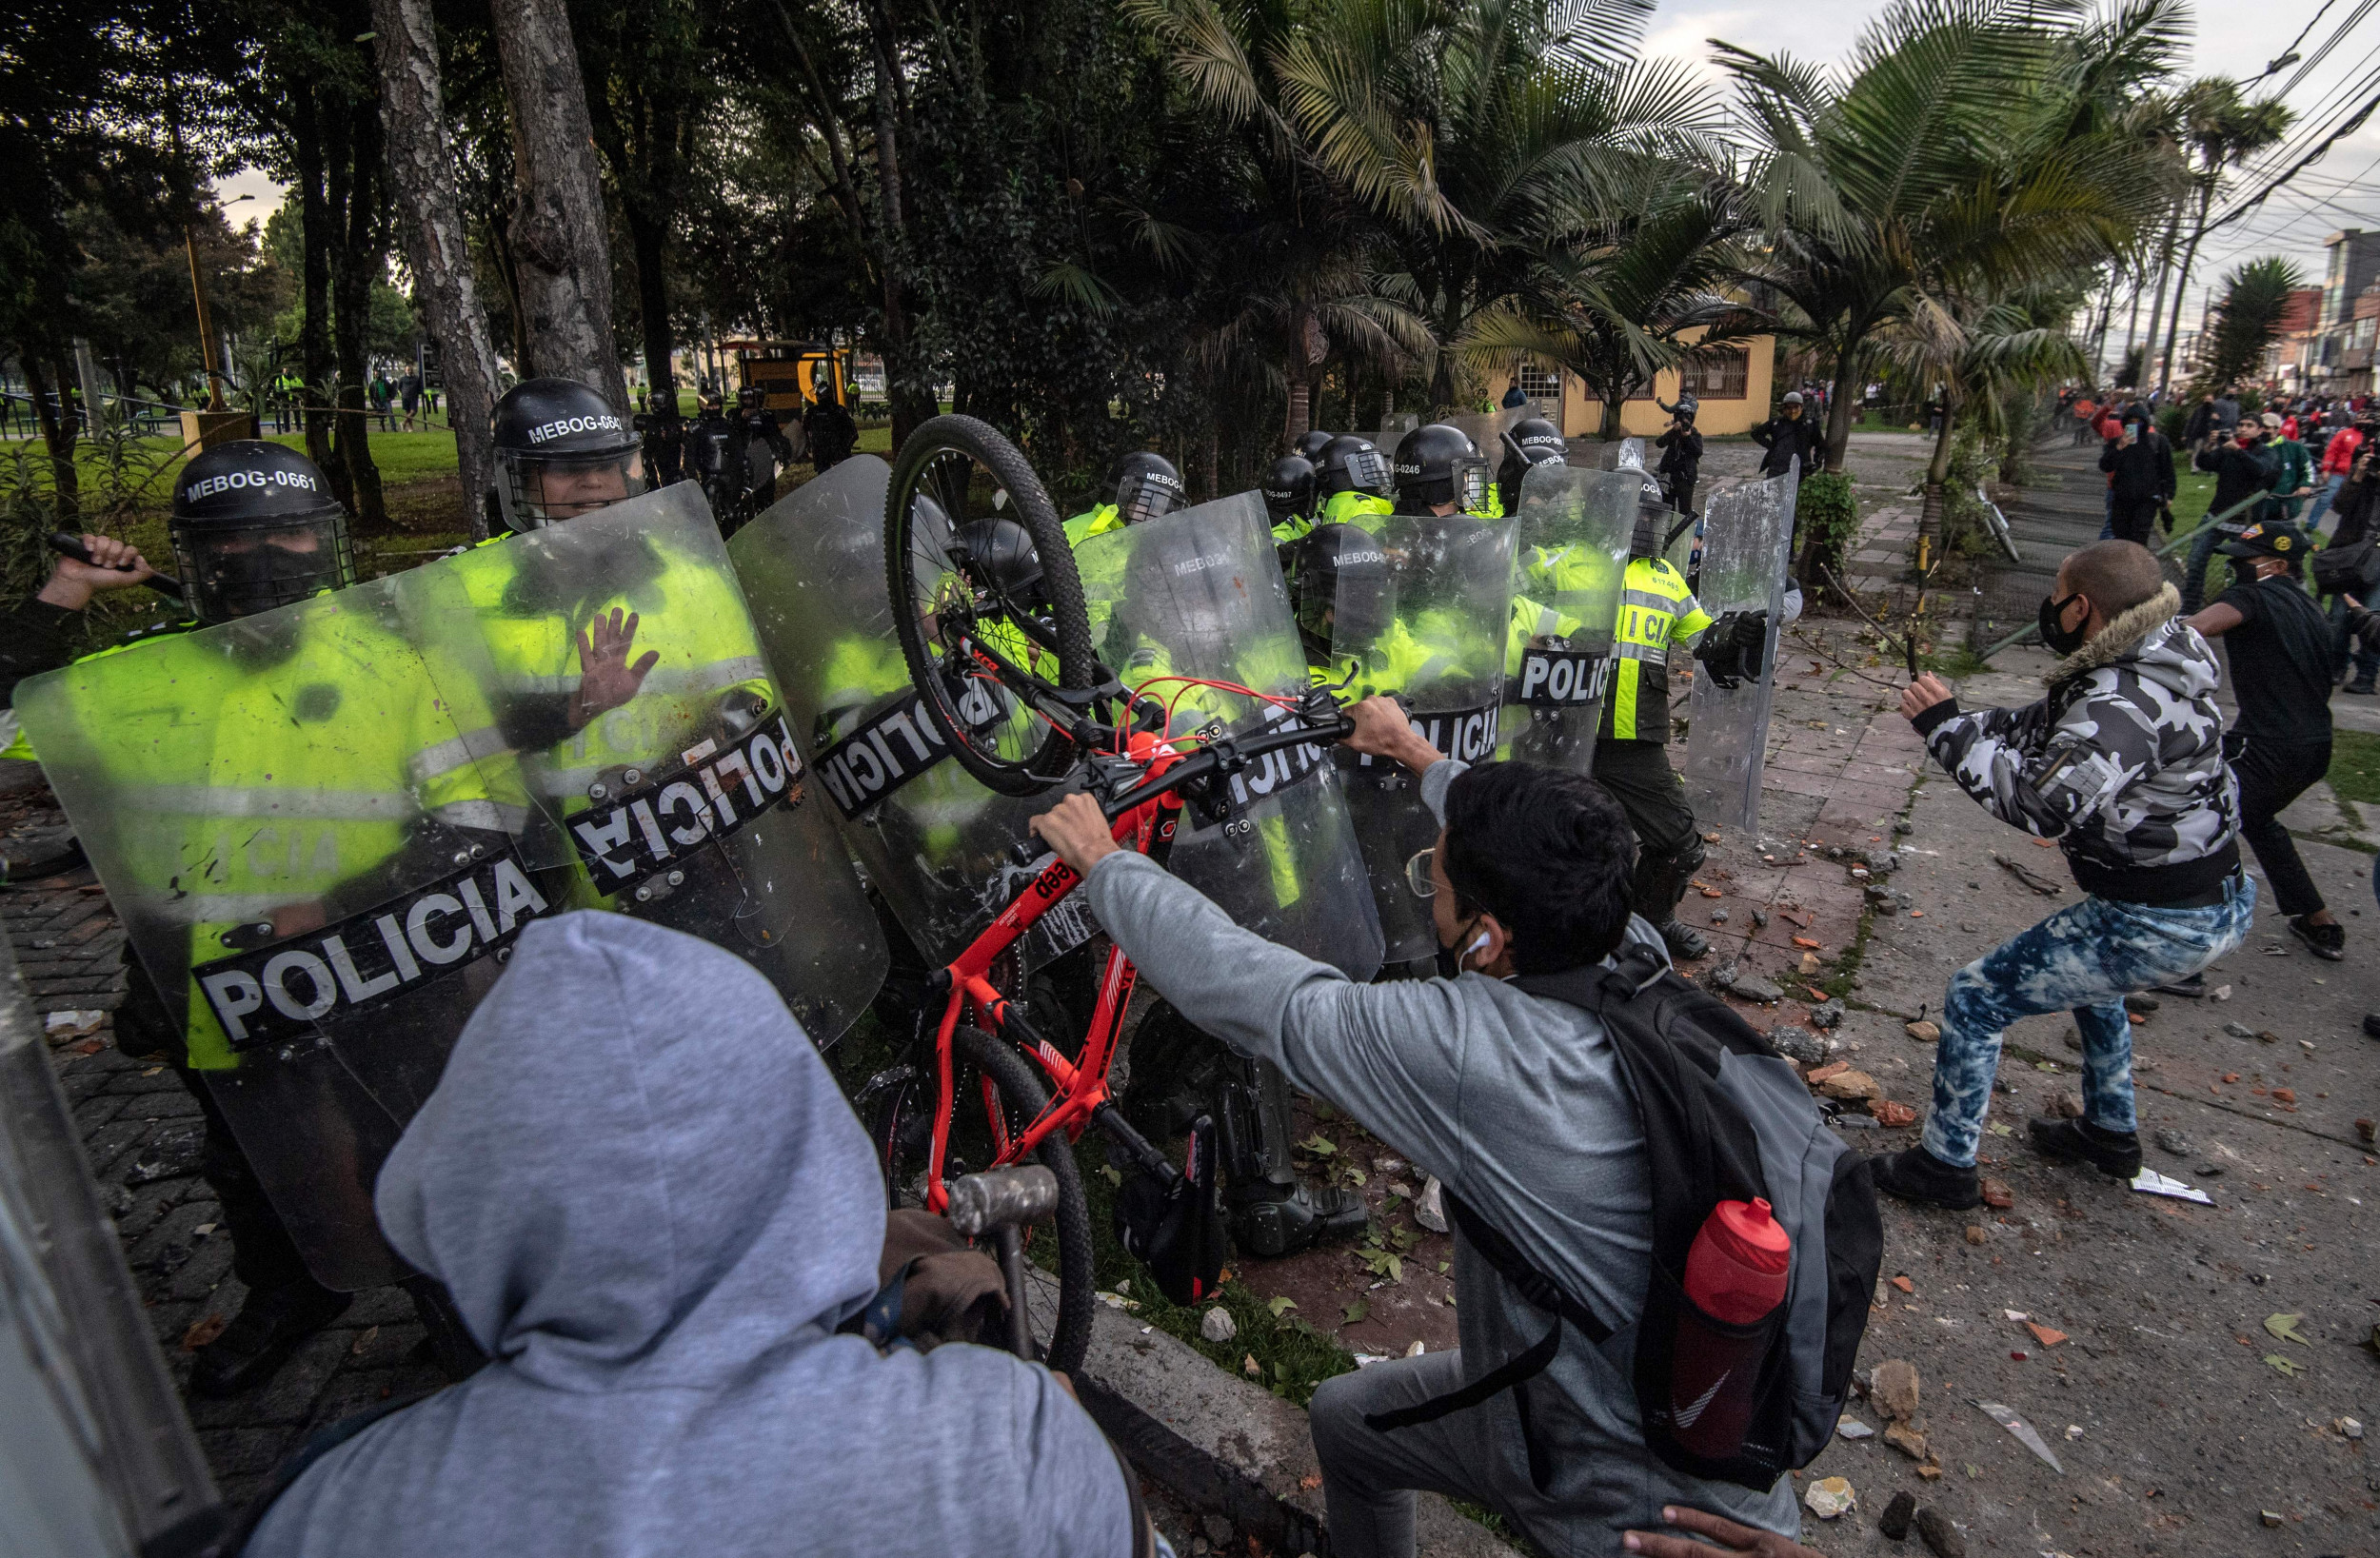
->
[[875, 1023, 1095, 1373], [883, 414, 1099, 797]]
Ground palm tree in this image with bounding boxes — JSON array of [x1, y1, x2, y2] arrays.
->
[[1719, 0, 2179, 473], [2152, 78, 2292, 392], [1887, 286, 2089, 564], [2197, 256, 2308, 392]]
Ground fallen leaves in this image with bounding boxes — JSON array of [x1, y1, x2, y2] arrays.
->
[[2264, 1313, 2311, 1346], [180, 1313, 229, 1351], [1266, 1295, 1298, 1317], [1342, 1298, 1370, 1325], [1297, 1134, 1337, 1157], [2265, 1353, 2308, 1378]]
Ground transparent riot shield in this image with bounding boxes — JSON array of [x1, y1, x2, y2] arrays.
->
[[1444, 409, 1522, 475], [463, 483, 887, 1040], [14, 566, 572, 1290], [1081, 493, 1385, 981], [1328, 512, 1517, 962], [1683, 467, 1799, 832], [1, 937, 224, 1558], [730, 459, 1086, 967], [1497, 461, 1639, 775]]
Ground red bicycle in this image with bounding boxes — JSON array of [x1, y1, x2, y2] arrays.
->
[[861, 416, 1353, 1372]]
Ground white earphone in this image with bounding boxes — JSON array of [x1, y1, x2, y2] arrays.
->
[[1460, 929, 1492, 969]]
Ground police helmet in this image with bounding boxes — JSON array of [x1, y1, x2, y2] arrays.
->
[[1105, 451, 1187, 526], [1296, 523, 1394, 653], [1628, 470, 1670, 560], [1497, 418, 1568, 505], [1262, 456, 1317, 526], [1316, 435, 1391, 500], [1293, 430, 1337, 464], [1393, 424, 1490, 512], [950, 515, 1048, 612], [644, 388, 673, 416], [169, 441, 354, 625], [490, 377, 645, 532], [737, 383, 767, 411]]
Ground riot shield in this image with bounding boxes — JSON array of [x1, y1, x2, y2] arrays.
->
[[14, 564, 568, 1290], [1497, 461, 1639, 775], [1328, 512, 1517, 962], [1, 937, 224, 1558], [1444, 409, 1522, 474], [729, 459, 1089, 968], [462, 483, 888, 1041], [1683, 467, 1799, 832], [1081, 493, 1385, 981]]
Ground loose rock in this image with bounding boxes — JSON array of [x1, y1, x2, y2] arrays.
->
[[1710, 909, 1730, 924], [1802, 1476, 1855, 1520], [1907, 1020, 1941, 1044], [1772, 1027, 1829, 1065], [1870, 1098, 1918, 1128], [2223, 1021, 2255, 1039], [1750, 909, 1770, 929], [1877, 1489, 1916, 1540], [2045, 1091, 2084, 1119], [1727, 972, 1784, 1005], [1200, 1307, 1238, 1343], [2153, 1127, 2195, 1156], [1870, 1358, 1920, 1422], [1963, 1224, 1987, 1245], [1914, 1507, 1966, 1558], [1883, 1421, 1931, 1460], [1980, 1179, 2014, 1210], [1808, 999, 1844, 1030], [1818, 1069, 1880, 1101], [1836, 1416, 1875, 1440]]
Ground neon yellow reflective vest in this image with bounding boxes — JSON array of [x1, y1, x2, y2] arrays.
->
[[1320, 491, 1395, 530], [1602, 556, 1711, 743]]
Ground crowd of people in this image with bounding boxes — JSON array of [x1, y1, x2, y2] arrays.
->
[[11, 375, 2374, 1558]]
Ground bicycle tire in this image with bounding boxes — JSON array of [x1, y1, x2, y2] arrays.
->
[[877, 1024, 1095, 1373], [883, 414, 1098, 797]]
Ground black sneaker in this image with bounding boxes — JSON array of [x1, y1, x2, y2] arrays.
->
[[1656, 918, 1711, 962], [2289, 916, 2345, 961], [2348, 678, 2377, 696], [2362, 1013, 2380, 1040], [1227, 1180, 1370, 1258], [188, 1282, 352, 1398], [2151, 973, 2206, 997], [2029, 1116, 2142, 1179], [1869, 1146, 1980, 1211]]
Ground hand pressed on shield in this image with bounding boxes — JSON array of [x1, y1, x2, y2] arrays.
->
[[1623, 1506, 1822, 1557], [1030, 792, 1121, 877], [1899, 671, 1954, 722], [569, 608, 661, 729], [1340, 694, 1442, 773], [36, 533, 159, 610]]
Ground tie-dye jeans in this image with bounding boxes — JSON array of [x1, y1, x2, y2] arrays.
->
[[1921, 875, 2257, 1168]]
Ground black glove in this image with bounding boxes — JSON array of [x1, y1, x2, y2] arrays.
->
[[1114, 1115, 1226, 1307], [1693, 610, 1770, 690], [2348, 604, 2380, 652]]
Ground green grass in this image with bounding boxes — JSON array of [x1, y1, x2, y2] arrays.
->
[[2326, 729, 2380, 806]]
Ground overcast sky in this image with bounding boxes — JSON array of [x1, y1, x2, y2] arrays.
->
[[213, 1, 2374, 340]]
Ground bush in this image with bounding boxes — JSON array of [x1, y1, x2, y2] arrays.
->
[[2157, 404, 2188, 446], [1795, 468, 1859, 581], [1936, 429, 2001, 559]]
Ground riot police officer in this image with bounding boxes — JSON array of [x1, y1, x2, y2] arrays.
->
[[1597, 472, 1769, 962], [1495, 416, 1567, 513], [1391, 424, 1492, 519], [7, 443, 471, 1395], [1064, 450, 1187, 547], [726, 384, 796, 533], [634, 387, 686, 487], [1293, 429, 1337, 465], [1262, 454, 1318, 551], [802, 389, 860, 473], [685, 388, 736, 526], [1315, 435, 1394, 528]]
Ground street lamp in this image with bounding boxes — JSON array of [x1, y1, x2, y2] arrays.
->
[[187, 193, 252, 413]]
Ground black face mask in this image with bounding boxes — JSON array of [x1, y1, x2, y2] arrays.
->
[[2038, 590, 2089, 656], [1436, 914, 1486, 979], [2230, 557, 2267, 590]]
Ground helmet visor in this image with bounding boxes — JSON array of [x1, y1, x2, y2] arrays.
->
[[1344, 445, 1391, 495], [1117, 472, 1184, 527], [497, 447, 648, 531], [1456, 457, 1491, 514], [172, 511, 355, 623]]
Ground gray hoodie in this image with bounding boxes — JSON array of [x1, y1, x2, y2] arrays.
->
[[247, 912, 1131, 1558]]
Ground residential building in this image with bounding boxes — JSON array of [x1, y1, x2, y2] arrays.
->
[[1485, 329, 1777, 438]]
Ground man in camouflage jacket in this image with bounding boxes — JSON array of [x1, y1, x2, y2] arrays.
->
[[1872, 541, 2252, 1209]]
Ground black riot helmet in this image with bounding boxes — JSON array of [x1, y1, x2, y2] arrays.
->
[[949, 515, 1047, 612], [737, 383, 768, 413], [169, 440, 355, 624], [1293, 430, 1337, 463], [490, 377, 646, 532], [644, 388, 674, 416], [1316, 435, 1391, 500], [1104, 450, 1186, 526], [1628, 469, 1671, 560], [1262, 456, 1317, 526], [1497, 416, 1568, 506], [1393, 424, 1490, 513], [1295, 523, 1394, 658]]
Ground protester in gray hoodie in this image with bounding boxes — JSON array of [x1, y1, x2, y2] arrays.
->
[[245, 912, 1136, 1558]]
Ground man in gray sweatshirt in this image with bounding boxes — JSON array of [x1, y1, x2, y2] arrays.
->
[[1031, 698, 1799, 1558], [245, 912, 1138, 1558]]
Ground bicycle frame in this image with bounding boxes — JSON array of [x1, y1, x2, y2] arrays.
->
[[917, 729, 1188, 1213]]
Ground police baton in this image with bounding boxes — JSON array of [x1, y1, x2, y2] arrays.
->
[[46, 532, 185, 601]]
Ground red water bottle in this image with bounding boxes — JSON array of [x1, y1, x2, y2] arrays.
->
[[1670, 1197, 1793, 1460]]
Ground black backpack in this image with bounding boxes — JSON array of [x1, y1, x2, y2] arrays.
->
[[2312, 535, 2380, 598], [1365, 943, 1882, 1492]]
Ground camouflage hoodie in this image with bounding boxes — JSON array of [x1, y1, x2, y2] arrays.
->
[[1911, 583, 2241, 901]]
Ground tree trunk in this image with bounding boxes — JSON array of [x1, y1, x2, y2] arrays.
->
[[370, 0, 504, 538], [2139, 210, 2180, 397], [2117, 260, 2145, 386], [489, 0, 625, 409], [1915, 400, 1957, 568], [292, 86, 339, 483], [1822, 345, 1862, 472], [20, 346, 78, 520], [1599, 394, 1622, 442], [866, 6, 933, 443], [1284, 380, 1310, 445], [331, 94, 388, 529], [2159, 180, 2217, 394]]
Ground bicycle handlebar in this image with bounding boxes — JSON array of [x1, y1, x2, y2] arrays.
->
[[1099, 706, 1356, 820]]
